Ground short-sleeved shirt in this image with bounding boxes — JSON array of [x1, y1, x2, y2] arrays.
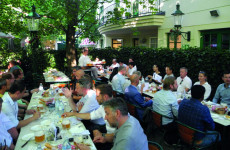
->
[[112, 116, 148, 150], [177, 76, 192, 94], [2, 92, 19, 127], [90, 105, 116, 133], [77, 90, 104, 125], [0, 113, 14, 147], [78, 55, 91, 67]]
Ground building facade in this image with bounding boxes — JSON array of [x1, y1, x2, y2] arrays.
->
[[97, 0, 230, 50]]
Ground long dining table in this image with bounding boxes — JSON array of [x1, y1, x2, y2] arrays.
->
[[43, 70, 71, 83], [15, 89, 97, 150]]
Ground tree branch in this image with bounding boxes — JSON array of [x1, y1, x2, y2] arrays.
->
[[78, 0, 99, 22]]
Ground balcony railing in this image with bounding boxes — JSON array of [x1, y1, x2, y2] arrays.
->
[[98, 0, 164, 26]]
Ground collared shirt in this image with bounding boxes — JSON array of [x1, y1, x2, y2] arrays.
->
[[0, 113, 14, 147], [128, 67, 137, 76], [177, 76, 192, 94], [77, 90, 104, 125], [2, 92, 19, 127], [178, 98, 215, 140], [153, 89, 179, 125], [194, 81, 211, 100], [78, 54, 91, 67], [112, 73, 126, 93], [212, 83, 230, 105], [90, 105, 116, 133], [110, 63, 120, 69], [112, 116, 148, 150], [152, 72, 162, 83], [124, 85, 152, 120], [163, 74, 174, 80]]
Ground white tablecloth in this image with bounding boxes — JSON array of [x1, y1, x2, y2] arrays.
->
[[43, 71, 70, 83]]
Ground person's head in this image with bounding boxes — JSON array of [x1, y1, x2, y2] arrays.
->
[[0, 78, 7, 94], [8, 80, 26, 101], [163, 76, 177, 91], [191, 85, 205, 101], [72, 66, 82, 77], [118, 66, 126, 75], [12, 69, 24, 80], [8, 60, 18, 68], [95, 84, 113, 104], [118, 60, 124, 66], [222, 72, 230, 85], [82, 47, 88, 55], [165, 66, 173, 75], [76, 75, 92, 95], [180, 67, 188, 78], [2, 73, 15, 90], [75, 69, 85, 80], [128, 62, 134, 69], [198, 71, 207, 83], [130, 74, 140, 86], [129, 57, 134, 63], [133, 71, 142, 79], [153, 65, 159, 72], [112, 59, 117, 65], [103, 98, 128, 128]]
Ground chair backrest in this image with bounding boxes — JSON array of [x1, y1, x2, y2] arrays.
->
[[152, 111, 162, 128], [177, 121, 197, 145], [126, 102, 136, 116], [112, 90, 124, 99], [148, 141, 163, 150]]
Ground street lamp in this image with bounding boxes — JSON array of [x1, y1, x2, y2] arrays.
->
[[170, 3, 190, 49], [26, 5, 41, 31]]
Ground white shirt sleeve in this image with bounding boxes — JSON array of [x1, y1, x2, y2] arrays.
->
[[90, 106, 104, 120], [2, 102, 19, 127], [79, 91, 99, 113]]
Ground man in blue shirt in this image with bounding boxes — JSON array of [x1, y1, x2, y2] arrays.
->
[[111, 66, 126, 93], [125, 74, 152, 121], [179, 85, 220, 147], [213, 72, 230, 105]]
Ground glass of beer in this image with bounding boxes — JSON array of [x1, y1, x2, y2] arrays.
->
[[35, 131, 45, 143], [62, 118, 71, 130]]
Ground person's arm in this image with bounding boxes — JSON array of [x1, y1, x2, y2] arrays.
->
[[203, 107, 215, 130], [68, 97, 77, 112], [7, 127, 18, 140], [18, 103, 27, 109], [204, 84, 212, 100], [93, 134, 114, 143], [62, 88, 77, 111], [212, 85, 221, 103], [171, 101, 179, 117], [134, 93, 152, 107], [17, 112, 40, 129], [62, 112, 91, 120]]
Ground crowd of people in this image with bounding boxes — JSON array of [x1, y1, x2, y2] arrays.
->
[[0, 48, 229, 149]]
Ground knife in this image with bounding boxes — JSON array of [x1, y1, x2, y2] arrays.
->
[[21, 137, 32, 148]]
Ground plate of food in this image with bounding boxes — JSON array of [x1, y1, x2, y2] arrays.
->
[[224, 115, 230, 120]]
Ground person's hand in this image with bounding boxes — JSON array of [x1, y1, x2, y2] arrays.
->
[[93, 136, 106, 143], [23, 92, 29, 97], [61, 112, 74, 118], [145, 97, 151, 101], [93, 130, 102, 137], [32, 111, 41, 120], [77, 102, 84, 112], [31, 88, 39, 94], [76, 143, 90, 150], [26, 109, 36, 114], [62, 87, 73, 98]]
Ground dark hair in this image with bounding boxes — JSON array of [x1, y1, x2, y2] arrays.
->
[[8, 80, 26, 94], [223, 71, 230, 76], [12, 69, 22, 79], [163, 76, 175, 90], [102, 97, 128, 116], [191, 85, 205, 100], [2, 73, 14, 80], [9, 60, 18, 66], [72, 66, 82, 71], [128, 62, 135, 66], [109, 67, 118, 82], [96, 84, 113, 98], [166, 66, 173, 71], [82, 47, 88, 53], [0, 78, 7, 90]]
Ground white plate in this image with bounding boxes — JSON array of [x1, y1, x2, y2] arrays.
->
[[211, 113, 219, 119], [21, 133, 35, 141], [224, 115, 230, 120], [31, 125, 42, 131], [41, 120, 51, 126]]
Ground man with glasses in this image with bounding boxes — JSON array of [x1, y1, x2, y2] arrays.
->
[[176, 67, 192, 94], [213, 72, 230, 105]]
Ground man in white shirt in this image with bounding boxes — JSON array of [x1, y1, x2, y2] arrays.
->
[[111, 66, 127, 93], [109, 59, 120, 69], [176, 67, 192, 94], [2, 80, 40, 129], [78, 47, 99, 80], [118, 60, 127, 68], [163, 66, 174, 81], [127, 62, 137, 77]]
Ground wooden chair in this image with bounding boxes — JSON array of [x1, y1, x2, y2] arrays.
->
[[112, 90, 124, 99], [148, 141, 164, 150], [126, 102, 136, 116], [176, 121, 219, 150], [152, 111, 174, 129]]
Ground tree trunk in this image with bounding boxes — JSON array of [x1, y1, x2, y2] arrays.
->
[[66, 25, 77, 71]]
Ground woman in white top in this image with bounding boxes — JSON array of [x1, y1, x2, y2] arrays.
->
[[194, 71, 211, 100], [147, 65, 162, 84]]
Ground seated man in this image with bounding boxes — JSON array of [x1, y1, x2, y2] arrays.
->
[[125, 74, 152, 121], [118, 59, 127, 68], [0, 97, 18, 150], [2, 80, 40, 129], [176, 67, 192, 94], [71, 67, 85, 101], [179, 85, 220, 147], [153, 76, 178, 125], [92, 98, 148, 150], [212, 71, 230, 105], [109, 59, 119, 70], [111, 66, 127, 94], [163, 66, 174, 81], [127, 62, 137, 77]]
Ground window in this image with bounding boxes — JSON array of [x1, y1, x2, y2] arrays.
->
[[133, 38, 139, 47], [149, 37, 158, 48], [112, 39, 123, 48], [167, 34, 181, 49], [201, 28, 230, 50]]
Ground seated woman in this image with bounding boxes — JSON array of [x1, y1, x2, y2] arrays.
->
[[193, 71, 211, 100], [147, 65, 162, 84]]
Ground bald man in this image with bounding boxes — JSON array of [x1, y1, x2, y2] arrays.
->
[[124, 74, 153, 121]]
